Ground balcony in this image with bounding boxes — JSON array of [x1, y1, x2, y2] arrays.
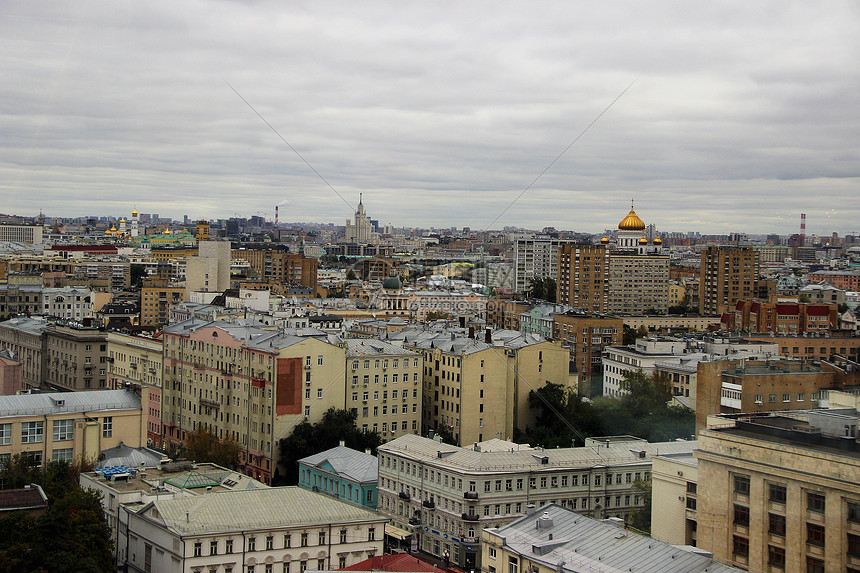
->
[[461, 513, 480, 522], [399, 491, 411, 501], [464, 491, 479, 500], [422, 500, 435, 509], [408, 517, 421, 526], [200, 398, 219, 409]]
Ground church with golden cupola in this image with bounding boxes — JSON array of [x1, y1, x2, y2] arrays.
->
[[606, 201, 670, 315]]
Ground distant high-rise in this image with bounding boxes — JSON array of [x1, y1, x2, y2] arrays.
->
[[699, 246, 759, 315], [343, 194, 378, 244]]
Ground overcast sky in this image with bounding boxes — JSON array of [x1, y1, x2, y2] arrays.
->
[[2, 1, 859, 235]]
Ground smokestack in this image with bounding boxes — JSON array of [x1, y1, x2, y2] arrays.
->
[[275, 205, 279, 228], [485, 328, 492, 344], [800, 213, 806, 245]]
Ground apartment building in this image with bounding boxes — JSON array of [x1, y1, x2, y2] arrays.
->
[[107, 331, 164, 448], [607, 251, 670, 315], [73, 259, 130, 290], [185, 240, 231, 296], [161, 318, 347, 484], [696, 410, 860, 572], [377, 434, 697, 570], [0, 316, 49, 390], [402, 328, 569, 445], [555, 244, 610, 313], [486, 298, 531, 332], [0, 283, 42, 320], [345, 339, 422, 441], [232, 247, 319, 289], [551, 311, 622, 392], [40, 286, 95, 322], [728, 300, 838, 334], [807, 270, 860, 291], [123, 487, 386, 573], [699, 246, 760, 315], [140, 284, 185, 326], [0, 389, 141, 468], [513, 236, 577, 294], [44, 323, 108, 391], [745, 334, 860, 362]]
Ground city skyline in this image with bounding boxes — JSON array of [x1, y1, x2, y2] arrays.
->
[[2, 1, 859, 234]]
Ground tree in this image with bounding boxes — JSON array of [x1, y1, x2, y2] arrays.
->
[[528, 277, 545, 300], [431, 424, 456, 445], [522, 382, 601, 448], [182, 428, 242, 469], [635, 325, 648, 339], [346, 269, 357, 281], [544, 278, 557, 303], [622, 324, 637, 345], [628, 476, 652, 533], [276, 408, 382, 485]]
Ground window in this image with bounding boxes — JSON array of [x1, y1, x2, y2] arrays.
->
[[194, 542, 202, 557], [508, 556, 518, 573], [53, 419, 74, 441], [0, 423, 9, 445], [318, 532, 326, 545], [283, 534, 291, 548], [340, 529, 347, 544], [806, 522, 825, 546], [732, 535, 748, 557], [806, 558, 824, 573], [686, 482, 697, 495], [301, 533, 308, 547], [266, 536, 273, 550], [488, 547, 497, 558], [226, 539, 233, 554], [767, 545, 785, 568], [317, 559, 325, 570], [769, 484, 787, 504], [210, 540, 218, 555], [248, 536, 256, 551], [22, 421, 43, 443], [849, 502, 860, 523], [338, 556, 347, 569], [299, 561, 307, 573], [807, 492, 825, 513], [102, 416, 113, 438], [768, 513, 786, 536], [368, 527, 375, 541], [733, 505, 749, 526], [849, 533, 860, 558], [733, 474, 750, 496], [52, 448, 73, 462]]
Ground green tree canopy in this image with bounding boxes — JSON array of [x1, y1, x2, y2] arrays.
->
[[276, 408, 383, 485], [180, 428, 242, 469]]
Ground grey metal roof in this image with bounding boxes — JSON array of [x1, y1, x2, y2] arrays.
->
[[143, 486, 382, 536], [491, 504, 741, 573], [0, 389, 141, 418], [298, 445, 378, 484], [379, 434, 696, 473], [346, 339, 418, 358], [97, 443, 166, 469], [0, 315, 52, 336]]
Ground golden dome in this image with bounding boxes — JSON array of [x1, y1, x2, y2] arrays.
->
[[638, 236, 648, 245], [104, 229, 111, 235], [619, 205, 646, 231], [120, 218, 126, 223], [165, 228, 171, 234], [600, 235, 610, 244], [110, 226, 117, 232], [653, 236, 662, 245], [132, 209, 138, 216]]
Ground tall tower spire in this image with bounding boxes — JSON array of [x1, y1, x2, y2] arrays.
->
[[359, 192, 363, 205]]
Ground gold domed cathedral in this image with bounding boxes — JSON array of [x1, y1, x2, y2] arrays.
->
[[606, 201, 670, 316]]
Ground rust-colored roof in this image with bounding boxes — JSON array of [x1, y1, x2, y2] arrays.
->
[[0, 486, 48, 512], [775, 304, 799, 315], [341, 554, 457, 573], [806, 305, 832, 317]]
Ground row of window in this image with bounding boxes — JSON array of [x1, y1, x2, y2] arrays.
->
[[0, 417, 112, 444], [191, 528, 376, 557]]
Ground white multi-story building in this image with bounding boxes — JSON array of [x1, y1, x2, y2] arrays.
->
[[377, 434, 696, 571], [0, 224, 43, 244], [41, 286, 95, 322], [513, 236, 576, 293], [602, 337, 688, 397], [123, 487, 386, 573]]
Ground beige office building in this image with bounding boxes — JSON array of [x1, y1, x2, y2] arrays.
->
[[0, 389, 141, 468], [696, 410, 860, 573], [651, 452, 699, 547], [44, 323, 109, 391]]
